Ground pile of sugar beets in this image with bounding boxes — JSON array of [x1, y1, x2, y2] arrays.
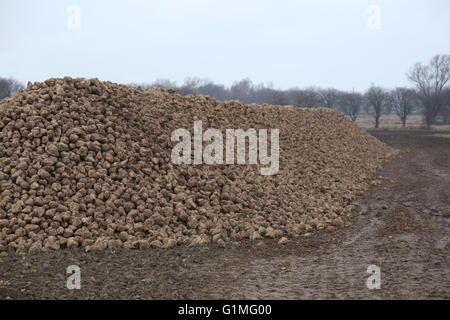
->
[[0, 77, 397, 255]]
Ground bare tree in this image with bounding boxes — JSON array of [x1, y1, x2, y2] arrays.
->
[[151, 78, 177, 89], [0, 79, 9, 99], [390, 87, 417, 128], [230, 78, 253, 103], [407, 54, 450, 128], [253, 86, 288, 105], [128, 82, 151, 89], [317, 88, 340, 109], [287, 88, 321, 108], [0, 77, 25, 100], [267, 89, 289, 105], [196, 81, 229, 101], [365, 85, 388, 128], [338, 91, 363, 122], [177, 77, 198, 95]]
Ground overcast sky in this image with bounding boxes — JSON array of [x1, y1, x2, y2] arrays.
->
[[1, 0, 449, 91]]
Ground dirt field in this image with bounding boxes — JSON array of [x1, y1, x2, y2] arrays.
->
[[1, 130, 449, 300]]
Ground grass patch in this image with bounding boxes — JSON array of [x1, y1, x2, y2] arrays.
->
[[431, 133, 450, 139], [198, 247, 209, 253]]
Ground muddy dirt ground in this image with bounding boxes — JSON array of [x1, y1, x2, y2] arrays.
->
[[1, 131, 449, 300]]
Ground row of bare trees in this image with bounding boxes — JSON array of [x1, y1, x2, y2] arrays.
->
[[2, 55, 449, 129], [135, 55, 449, 129], [137, 78, 422, 128], [363, 86, 419, 128]]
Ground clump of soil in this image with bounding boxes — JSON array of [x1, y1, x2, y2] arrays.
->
[[0, 77, 397, 255]]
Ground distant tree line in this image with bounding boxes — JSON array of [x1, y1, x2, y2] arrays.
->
[[130, 55, 450, 129], [2, 55, 449, 129]]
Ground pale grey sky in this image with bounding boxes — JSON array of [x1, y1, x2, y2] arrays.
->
[[1, 0, 449, 91]]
